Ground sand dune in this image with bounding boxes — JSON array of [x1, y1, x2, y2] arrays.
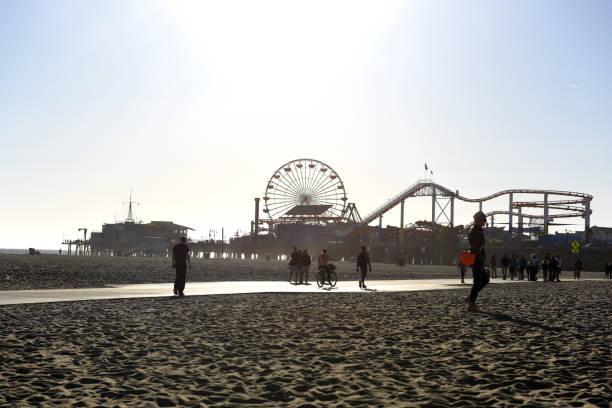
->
[[1, 281, 610, 407]]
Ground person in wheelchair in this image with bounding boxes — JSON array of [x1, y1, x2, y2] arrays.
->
[[318, 248, 335, 285]]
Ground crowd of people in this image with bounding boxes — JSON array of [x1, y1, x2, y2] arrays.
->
[[488, 252, 572, 281], [288, 246, 372, 288], [467, 252, 612, 281], [288, 247, 312, 284], [169, 231, 611, 304]]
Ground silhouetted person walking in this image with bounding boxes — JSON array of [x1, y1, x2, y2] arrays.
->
[[554, 255, 562, 281], [297, 249, 304, 283], [458, 261, 467, 283], [509, 254, 518, 280], [542, 253, 551, 281], [574, 258, 582, 280], [302, 249, 311, 284], [172, 236, 191, 297], [549, 256, 558, 282], [466, 211, 489, 312], [528, 254, 538, 281], [490, 253, 497, 279], [289, 247, 298, 283], [356, 246, 372, 289], [518, 254, 526, 280], [501, 254, 509, 280]]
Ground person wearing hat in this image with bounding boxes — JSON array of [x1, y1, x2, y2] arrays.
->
[[466, 211, 489, 312]]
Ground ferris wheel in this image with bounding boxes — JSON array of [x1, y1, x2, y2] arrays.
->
[[263, 159, 347, 221]]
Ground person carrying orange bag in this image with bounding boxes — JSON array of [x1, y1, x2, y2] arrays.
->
[[465, 211, 489, 312]]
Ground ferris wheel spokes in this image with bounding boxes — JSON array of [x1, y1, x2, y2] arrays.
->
[[263, 158, 347, 222]]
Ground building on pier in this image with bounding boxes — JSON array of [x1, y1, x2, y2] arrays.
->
[[90, 221, 193, 256]]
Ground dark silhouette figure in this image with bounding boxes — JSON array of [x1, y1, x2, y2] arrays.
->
[[574, 258, 582, 280], [356, 246, 372, 289], [172, 236, 191, 297], [297, 249, 304, 283], [528, 254, 538, 281], [319, 248, 333, 285], [518, 254, 526, 280], [466, 211, 489, 312], [549, 256, 558, 282], [605, 262, 612, 279], [501, 254, 509, 280], [458, 261, 467, 283], [289, 247, 298, 283], [302, 249, 311, 284], [490, 253, 497, 279], [554, 255, 562, 281], [509, 254, 518, 280], [542, 253, 551, 281]]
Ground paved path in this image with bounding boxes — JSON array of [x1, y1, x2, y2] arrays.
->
[[0, 279, 536, 305]]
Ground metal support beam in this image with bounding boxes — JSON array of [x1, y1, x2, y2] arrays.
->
[[543, 193, 549, 235], [518, 206, 523, 240], [450, 196, 454, 228], [508, 193, 513, 246], [479, 201, 482, 212], [254, 198, 260, 236], [585, 198, 591, 242], [400, 200, 405, 244], [431, 188, 436, 230], [490, 214, 495, 228]]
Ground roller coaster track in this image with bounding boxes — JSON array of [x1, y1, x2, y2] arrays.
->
[[361, 179, 592, 226], [482, 210, 586, 220]]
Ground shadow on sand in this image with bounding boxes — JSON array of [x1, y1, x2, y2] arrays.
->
[[482, 312, 562, 332]]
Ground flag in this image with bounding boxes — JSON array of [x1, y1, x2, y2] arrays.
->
[[424, 163, 428, 170]]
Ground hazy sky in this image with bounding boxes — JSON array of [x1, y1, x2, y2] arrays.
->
[[1, 0, 611, 249]]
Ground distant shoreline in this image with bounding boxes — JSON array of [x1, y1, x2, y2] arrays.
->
[[0, 249, 60, 255]]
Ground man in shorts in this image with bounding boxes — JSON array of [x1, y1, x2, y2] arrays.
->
[[319, 248, 333, 285]]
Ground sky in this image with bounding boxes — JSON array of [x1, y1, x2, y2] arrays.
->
[[1, 0, 611, 249]]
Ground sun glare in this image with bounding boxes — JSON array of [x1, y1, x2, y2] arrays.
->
[[162, 0, 404, 103]]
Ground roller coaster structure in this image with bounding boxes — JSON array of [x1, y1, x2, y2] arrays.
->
[[361, 179, 593, 241]]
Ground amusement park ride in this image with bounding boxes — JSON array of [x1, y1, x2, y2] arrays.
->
[[256, 158, 593, 243], [61, 158, 595, 259]]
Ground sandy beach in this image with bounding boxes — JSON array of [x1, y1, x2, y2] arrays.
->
[[0, 254, 605, 291], [1, 277, 610, 407]]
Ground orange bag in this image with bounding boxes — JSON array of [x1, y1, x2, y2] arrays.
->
[[459, 251, 476, 266]]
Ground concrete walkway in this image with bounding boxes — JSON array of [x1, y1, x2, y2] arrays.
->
[[0, 279, 535, 305]]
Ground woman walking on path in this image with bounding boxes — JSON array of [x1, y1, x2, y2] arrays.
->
[[466, 211, 489, 312]]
